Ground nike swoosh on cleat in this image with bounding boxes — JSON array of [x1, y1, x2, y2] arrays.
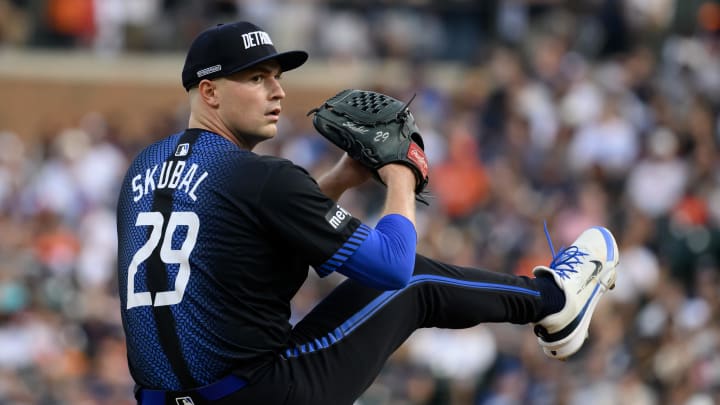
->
[[577, 260, 602, 294]]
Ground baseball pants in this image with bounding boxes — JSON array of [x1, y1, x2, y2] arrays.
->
[[142, 254, 545, 405]]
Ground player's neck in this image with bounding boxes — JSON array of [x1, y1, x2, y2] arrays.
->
[[187, 116, 255, 150]]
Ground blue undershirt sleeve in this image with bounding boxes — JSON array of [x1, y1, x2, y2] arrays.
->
[[336, 213, 416, 290]]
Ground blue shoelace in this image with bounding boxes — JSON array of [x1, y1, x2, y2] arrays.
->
[[543, 222, 588, 280]]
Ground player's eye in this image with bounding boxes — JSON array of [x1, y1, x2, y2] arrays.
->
[[250, 75, 263, 83]]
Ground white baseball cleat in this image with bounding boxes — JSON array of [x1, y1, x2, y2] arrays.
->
[[532, 226, 619, 360]]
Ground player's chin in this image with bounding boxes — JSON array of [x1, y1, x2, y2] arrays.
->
[[255, 123, 278, 140], [265, 122, 279, 136]]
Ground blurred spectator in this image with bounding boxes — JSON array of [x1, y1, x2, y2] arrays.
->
[[626, 127, 689, 218], [46, 0, 95, 47], [567, 95, 640, 178], [431, 118, 490, 220]]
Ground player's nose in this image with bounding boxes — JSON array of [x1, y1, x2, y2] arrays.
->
[[269, 77, 285, 100]]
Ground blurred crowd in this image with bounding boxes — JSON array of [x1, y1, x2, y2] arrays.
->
[[1, 0, 720, 404]]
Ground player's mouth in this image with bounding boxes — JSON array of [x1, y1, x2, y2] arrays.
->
[[266, 107, 281, 122]]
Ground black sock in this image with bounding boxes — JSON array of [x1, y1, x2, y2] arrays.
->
[[534, 274, 566, 319]]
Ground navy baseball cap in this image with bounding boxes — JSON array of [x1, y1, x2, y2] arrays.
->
[[181, 21, 308, 91]]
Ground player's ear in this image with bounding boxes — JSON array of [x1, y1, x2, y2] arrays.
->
[[197, 79, 220, 108]]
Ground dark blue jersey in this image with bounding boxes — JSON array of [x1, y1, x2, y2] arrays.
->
[[117, 129, 362, 390]]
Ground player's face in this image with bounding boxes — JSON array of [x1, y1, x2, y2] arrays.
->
[[216, 60, 285, 143]]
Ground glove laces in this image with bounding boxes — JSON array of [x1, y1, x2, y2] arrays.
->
[[544, 222, 588, 280]]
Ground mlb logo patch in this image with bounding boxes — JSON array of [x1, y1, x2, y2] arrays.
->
[[175, 143, 190, 157], [175, 397, 195, 405]]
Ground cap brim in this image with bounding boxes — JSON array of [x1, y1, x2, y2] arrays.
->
[[225, 50, 308, 77], [272, 50, 309, 72]]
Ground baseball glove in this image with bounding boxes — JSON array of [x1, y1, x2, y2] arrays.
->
[[307, 89, 429, 202]]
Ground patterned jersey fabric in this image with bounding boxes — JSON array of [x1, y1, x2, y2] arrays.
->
[[117, 129, 362, 389]]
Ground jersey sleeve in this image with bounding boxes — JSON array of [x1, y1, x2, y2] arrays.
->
[[336, 213, 416, 290], [255, 160, 363, 276]]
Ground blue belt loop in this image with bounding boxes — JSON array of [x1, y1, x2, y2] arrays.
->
[[139, 389, 165, 405], [198, 375, 247, 400], [139, 375, 247, 404]]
